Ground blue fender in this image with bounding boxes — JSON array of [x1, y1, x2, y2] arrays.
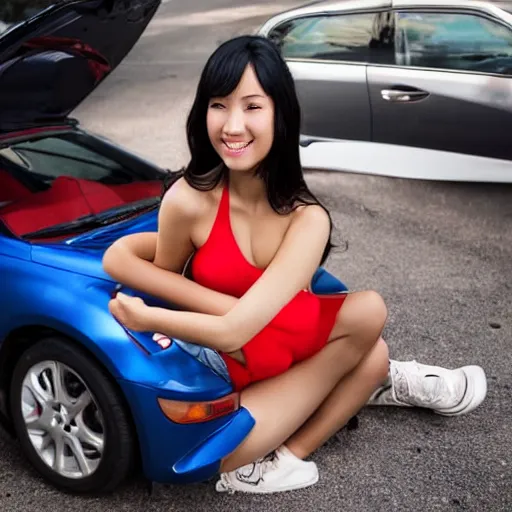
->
[[311, 267, 349, 294], [173, 407, 255, 475]]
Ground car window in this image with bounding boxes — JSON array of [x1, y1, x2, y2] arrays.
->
[[0, 132, 165, 238], [269, 12, 395, 65], [396, 12, 512, 75], [0, 136, 125, 183]]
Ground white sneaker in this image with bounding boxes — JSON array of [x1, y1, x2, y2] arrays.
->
[[367, 360, 487, 416], [215, 445, 319, 494]]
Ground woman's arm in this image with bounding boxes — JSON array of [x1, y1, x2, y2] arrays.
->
[[109, 204, 330, 352], [102, 179, 237, 316], [103, 234, 237, 315], [109, 293, 234, 352]]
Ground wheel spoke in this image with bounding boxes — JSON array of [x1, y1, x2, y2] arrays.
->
[[68, 390, 92, 421], [25, 370, 51, 407], [65, 435, 94, 476], [53, 435, 66, 474], [76, 411, 104, 454], [41, 370, 54, 399], [47, 362, 73, 408], [28, 430, 53, 451], [40, 433, 53, 452], [25, 413, 44, 429]]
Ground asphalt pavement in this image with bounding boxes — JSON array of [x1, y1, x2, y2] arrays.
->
[[1, 1, 511, 511]]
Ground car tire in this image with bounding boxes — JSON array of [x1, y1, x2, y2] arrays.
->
[[9, 336, 135, 494]]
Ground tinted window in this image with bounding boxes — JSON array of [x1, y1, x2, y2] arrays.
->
[[269, 12, 395, 64], [396, 12, 512, 75]]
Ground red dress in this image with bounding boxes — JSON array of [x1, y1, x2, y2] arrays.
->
[[191, 184, 346, 391]]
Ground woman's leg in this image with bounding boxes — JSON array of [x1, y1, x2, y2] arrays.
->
[[285, 338, 389, 459], [283, 292, 390, 459], [328, 296, 487, 416], [216, 291, 388, 493], [316, 274, 487, 416]]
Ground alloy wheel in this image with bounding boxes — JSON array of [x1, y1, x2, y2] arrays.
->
[[20, 360, 105, 479]]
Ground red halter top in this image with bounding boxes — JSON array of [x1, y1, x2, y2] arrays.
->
[[191, 183, 346, 391]]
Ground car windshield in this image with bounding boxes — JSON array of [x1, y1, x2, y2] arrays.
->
[[0, 130, 166, 239]]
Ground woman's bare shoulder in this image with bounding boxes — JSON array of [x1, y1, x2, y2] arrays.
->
[[290, 203, 330, 228], [161, 177, 219, 219]]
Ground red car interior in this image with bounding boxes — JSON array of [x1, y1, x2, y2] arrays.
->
[[0, 169, 32, 203], [0, 172, 162, 236]]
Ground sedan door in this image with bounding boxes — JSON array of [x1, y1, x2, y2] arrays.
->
[[368, 9, 512, 163]]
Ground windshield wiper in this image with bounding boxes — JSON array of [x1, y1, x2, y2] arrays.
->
[[23, 196, 160, 240]]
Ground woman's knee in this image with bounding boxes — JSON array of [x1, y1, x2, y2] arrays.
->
[[341, 290, 388, 345], [362, 290, 388, 332]]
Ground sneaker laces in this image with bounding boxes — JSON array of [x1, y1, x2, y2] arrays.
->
[[392, 360, 460, 408]]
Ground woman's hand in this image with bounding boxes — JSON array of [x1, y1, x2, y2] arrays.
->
[[109, 292, 151, 332], [108, 292, 236, 352]]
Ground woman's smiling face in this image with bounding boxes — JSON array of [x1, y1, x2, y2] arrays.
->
[[207, 64, 275, 173]]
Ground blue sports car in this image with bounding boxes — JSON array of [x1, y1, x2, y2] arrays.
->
[[0, 0, 348, 494]]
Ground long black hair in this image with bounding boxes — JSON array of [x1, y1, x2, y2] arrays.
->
[[165, 35, 334, 264]]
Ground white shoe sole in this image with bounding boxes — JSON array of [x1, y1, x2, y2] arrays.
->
[[434, 365, 487, 416], [215, 471, 319, 494]]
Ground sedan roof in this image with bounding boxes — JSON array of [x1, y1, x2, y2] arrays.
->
[[393, 0, 512, 13], [259, 0, 512, 37], [292, 0, 512, 14]]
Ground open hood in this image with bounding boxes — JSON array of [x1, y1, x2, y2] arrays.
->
[[0, 0, 161, 132]]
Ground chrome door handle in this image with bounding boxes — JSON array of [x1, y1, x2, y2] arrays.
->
[[381, 89, 429, 102]]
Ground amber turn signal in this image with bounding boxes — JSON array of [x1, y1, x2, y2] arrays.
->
[[158, 393, 240, 424]]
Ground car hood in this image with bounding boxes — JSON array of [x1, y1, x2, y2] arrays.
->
[[31, 208, 159, 281], [0, 0, 161, 132]]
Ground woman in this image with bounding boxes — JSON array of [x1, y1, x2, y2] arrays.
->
[[103, 35, 486, 494]]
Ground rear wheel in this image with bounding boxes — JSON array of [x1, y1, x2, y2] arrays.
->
[[10, 337, 135, 493]]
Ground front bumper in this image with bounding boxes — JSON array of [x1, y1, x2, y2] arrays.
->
[[118, 378, 255, 484]]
